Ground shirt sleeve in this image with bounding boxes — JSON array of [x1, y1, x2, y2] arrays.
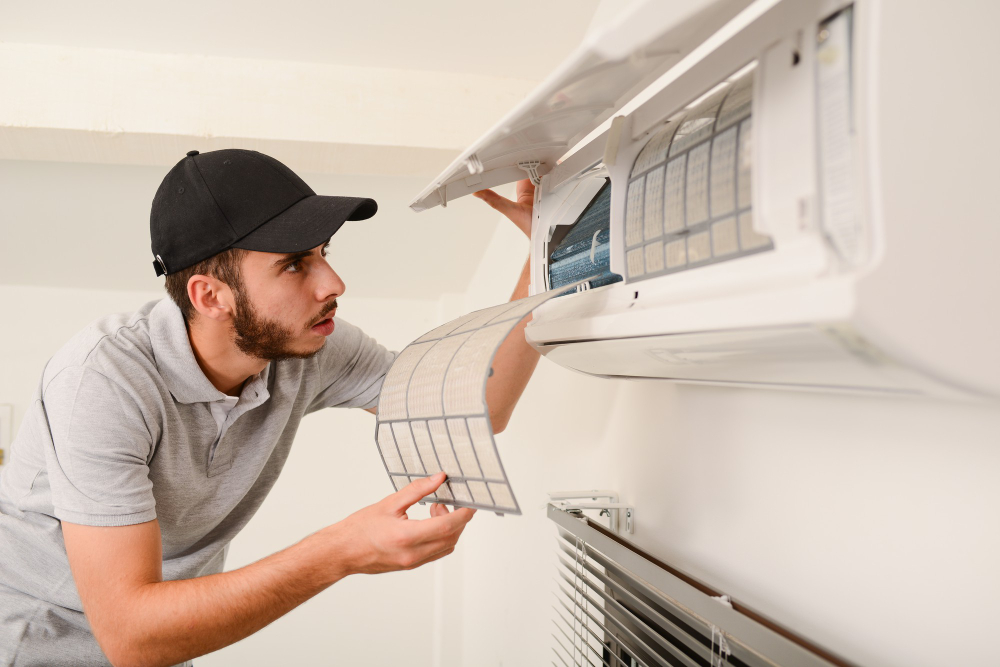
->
[[41, 366, 156, 527], [306, 318, 397, 414]]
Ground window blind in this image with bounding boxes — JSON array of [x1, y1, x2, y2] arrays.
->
[[549, 505, 851, 667]]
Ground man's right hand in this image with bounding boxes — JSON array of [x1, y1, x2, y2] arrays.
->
[[63, 472, 473, 667], [330, 472, 476, 576]]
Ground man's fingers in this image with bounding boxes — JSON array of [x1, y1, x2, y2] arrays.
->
[[473, 189, 520, 219], [429, 503, 451, 518], [400, 506, 476, 546], [424, 506, 475, 532], [474, 184, 533, 237], [451, 507, 476, 523], [422, 507, 476, 538], [388, 472, 446, 513], [514, 178, 535, 205]]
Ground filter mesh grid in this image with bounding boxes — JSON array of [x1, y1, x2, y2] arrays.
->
[[374, 283, 580, 514]]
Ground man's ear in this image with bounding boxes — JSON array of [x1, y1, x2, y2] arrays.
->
[[187, 274, 234, 323]]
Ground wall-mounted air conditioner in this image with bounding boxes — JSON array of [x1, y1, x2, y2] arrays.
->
[[411, 0, 999, 399]]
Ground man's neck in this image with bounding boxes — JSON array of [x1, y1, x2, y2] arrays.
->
[[186, 317, 267, 397]]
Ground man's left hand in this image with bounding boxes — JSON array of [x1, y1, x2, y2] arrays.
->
[[472, 179, 534, 238]]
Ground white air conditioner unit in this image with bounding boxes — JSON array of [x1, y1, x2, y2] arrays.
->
[[411, 0, 1000, 399]]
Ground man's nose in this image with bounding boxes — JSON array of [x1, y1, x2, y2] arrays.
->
[[317, 262, 346, 301]]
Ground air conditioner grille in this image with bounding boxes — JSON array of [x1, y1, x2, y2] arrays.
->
[[623, 64, 772, 285]]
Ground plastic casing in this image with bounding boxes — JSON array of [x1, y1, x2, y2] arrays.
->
[[414, 0, 1000, 399]]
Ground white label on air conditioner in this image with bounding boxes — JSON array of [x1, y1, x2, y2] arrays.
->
[[817, 8, 865, 267]]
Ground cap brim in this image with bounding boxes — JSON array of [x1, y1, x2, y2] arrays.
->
[[232, 195, 377, 253]]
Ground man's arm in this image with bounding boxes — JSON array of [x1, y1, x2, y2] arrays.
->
[[365, 180, 537, 429], [366, 263, 534, 429], [63, 473, 471, 667], [473, 179, 539, 433], [482, 257, 538, 432]]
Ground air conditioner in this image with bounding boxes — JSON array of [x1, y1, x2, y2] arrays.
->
[[411, 0, 999, 399]]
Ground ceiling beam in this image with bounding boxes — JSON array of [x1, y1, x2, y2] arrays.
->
[[0, 43, 538, 176]]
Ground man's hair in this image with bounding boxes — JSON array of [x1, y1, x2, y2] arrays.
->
[[164, 248, 248, 321]]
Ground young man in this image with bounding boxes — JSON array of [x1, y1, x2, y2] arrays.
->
[[0, 149, 538, 666]]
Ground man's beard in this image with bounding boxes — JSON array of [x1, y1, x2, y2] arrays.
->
[[231, 289, 337, 362]]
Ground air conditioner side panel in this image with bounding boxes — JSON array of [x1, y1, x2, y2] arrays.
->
[[852, 0, 1000, 397]]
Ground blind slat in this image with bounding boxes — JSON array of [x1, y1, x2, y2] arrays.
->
[[559, 582, 678, 667], [555, 599, 649, 667], [553, 631, 595, 667], [557, 535, 707, 640], [557, 552, 715, 663], [559, 572, 702, 667], [554, 612, 618, 667]]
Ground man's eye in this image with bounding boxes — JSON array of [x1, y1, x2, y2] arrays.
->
[[284, 260, 303, 273]]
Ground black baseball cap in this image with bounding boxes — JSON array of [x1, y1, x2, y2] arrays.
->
[[150, 149, 377, 276]]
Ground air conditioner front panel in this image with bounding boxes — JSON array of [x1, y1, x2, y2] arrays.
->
[[526, 241, 848, 343], [538, 325, 952, 396], [409, 0, 755, 212]]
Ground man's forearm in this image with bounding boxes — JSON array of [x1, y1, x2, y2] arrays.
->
[[105, 525, 350, 667], [486, 257, 541, 432], [68, 475, 469, 667]]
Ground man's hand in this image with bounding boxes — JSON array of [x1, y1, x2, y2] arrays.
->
[[63, 473, 472, 667], [473, 178, 534, 238], [330, 472, 475, 575]]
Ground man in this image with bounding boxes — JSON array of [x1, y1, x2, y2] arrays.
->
[[0, 149, 537, 666]]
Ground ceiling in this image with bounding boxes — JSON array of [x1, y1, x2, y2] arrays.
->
[[0, 0, 606, 298], [0, 0, 601, 77]]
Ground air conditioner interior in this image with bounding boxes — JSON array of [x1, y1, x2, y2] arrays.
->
[[545, 179, 621, 294]]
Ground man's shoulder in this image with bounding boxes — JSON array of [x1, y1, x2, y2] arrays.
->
[[43, 299, 161, 393]]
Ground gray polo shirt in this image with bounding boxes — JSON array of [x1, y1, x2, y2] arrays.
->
[[0, 298, 395, 666]]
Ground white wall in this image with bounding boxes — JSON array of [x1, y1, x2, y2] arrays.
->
[[0, 285, 164, 436], [450, 221, 1000, 667]]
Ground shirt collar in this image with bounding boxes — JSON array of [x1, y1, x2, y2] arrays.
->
[[149, 298, 271, 405]]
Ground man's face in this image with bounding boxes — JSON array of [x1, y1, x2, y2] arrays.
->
[[229, 240, 345, 361]]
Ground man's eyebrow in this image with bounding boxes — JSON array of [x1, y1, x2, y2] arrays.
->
[[270, 250, 311, 269]]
